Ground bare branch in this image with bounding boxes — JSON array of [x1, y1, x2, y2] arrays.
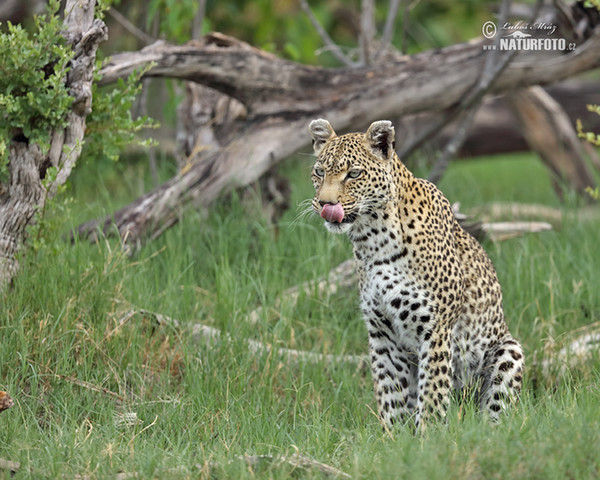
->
[[398, 46, 516, 160], [472, 202, 600, 225], [427, 106, 479, 183], [359, 0, 376, 65], [400, 1, 410, 54], [135, 308, 368, 369], [191, 0, 206, 39], [427, 0, 515, 183], [481, 221, 553, 242], [107, 7, 155, 45], [538, 321, 600, 384], [299, 0, 357, 67], [376, 0, 402, 59]]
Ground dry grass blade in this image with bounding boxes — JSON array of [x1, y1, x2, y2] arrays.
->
[[55, 375, 126, 402]]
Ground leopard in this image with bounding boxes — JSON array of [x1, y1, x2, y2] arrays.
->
[[308, 118, 524, 430]]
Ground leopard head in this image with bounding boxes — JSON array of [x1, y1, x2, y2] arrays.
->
[[308, 119, 396, 234]]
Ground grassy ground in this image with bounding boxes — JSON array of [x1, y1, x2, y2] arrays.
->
[[1, 152, 599, 479]]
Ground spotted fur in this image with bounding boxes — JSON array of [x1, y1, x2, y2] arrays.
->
[[308, 119, 523, 430]]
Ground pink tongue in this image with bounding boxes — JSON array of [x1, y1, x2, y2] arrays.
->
[[320, 203, 344, 223]]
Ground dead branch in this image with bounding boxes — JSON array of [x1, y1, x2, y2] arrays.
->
[[107, 7, 154, 45], [471, 202, 600, 226], [192, 0, 207, 40], [425, 0, 523, 182], [221, 453, 352, 478], [359, 0, 376, 65], [480, 221, 553, 242], [376, 0, 402, 59], [136, 309, 368, 369], [428, 106, 480, 184], [423, 80, 600, 158], [74, 471, 138, 480], [98, 29, 600, 120], [537, 321, 600, 383], [402, 0, 539, 160], [123, 80, 600, 160], [300, 0, 356, 67]]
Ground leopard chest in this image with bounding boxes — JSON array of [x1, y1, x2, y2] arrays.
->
[[352, 226, 435, 352]]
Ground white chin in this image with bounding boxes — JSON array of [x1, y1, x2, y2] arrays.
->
[[324, 221, 352, 234]]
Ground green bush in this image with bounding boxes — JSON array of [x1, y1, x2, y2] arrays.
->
[[0, 0, 73, 164], [0, 0, 156, 176]]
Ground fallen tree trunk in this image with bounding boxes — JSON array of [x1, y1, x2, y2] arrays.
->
[[77, 2, 600, 245], [123, 81, 600, 160]]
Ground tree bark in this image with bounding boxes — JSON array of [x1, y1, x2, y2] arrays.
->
[[123, 81, 600, 159], [0, 1, 107, 290], [77, 2, 600, 246], [506, 86, 596, 199]]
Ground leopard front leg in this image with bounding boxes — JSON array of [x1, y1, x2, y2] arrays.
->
[[415, 325, 453, 431], [368, 333, 418, 427]]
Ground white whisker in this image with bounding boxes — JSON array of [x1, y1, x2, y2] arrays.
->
[[289, 198, 319, 230]]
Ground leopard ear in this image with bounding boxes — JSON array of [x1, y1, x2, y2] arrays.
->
[[366, 120, 395, 161], [309, 119, 336, 156]]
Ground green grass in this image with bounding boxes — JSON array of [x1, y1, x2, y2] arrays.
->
[[437, 152, 562, 208], [1, 153, 599, 478]]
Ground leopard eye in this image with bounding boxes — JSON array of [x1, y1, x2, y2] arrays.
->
[[314, 166, 325, 178], [347, 169, 363, 180]]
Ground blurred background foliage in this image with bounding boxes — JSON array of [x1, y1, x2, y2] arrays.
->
[[105, 0, 494, 63]]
